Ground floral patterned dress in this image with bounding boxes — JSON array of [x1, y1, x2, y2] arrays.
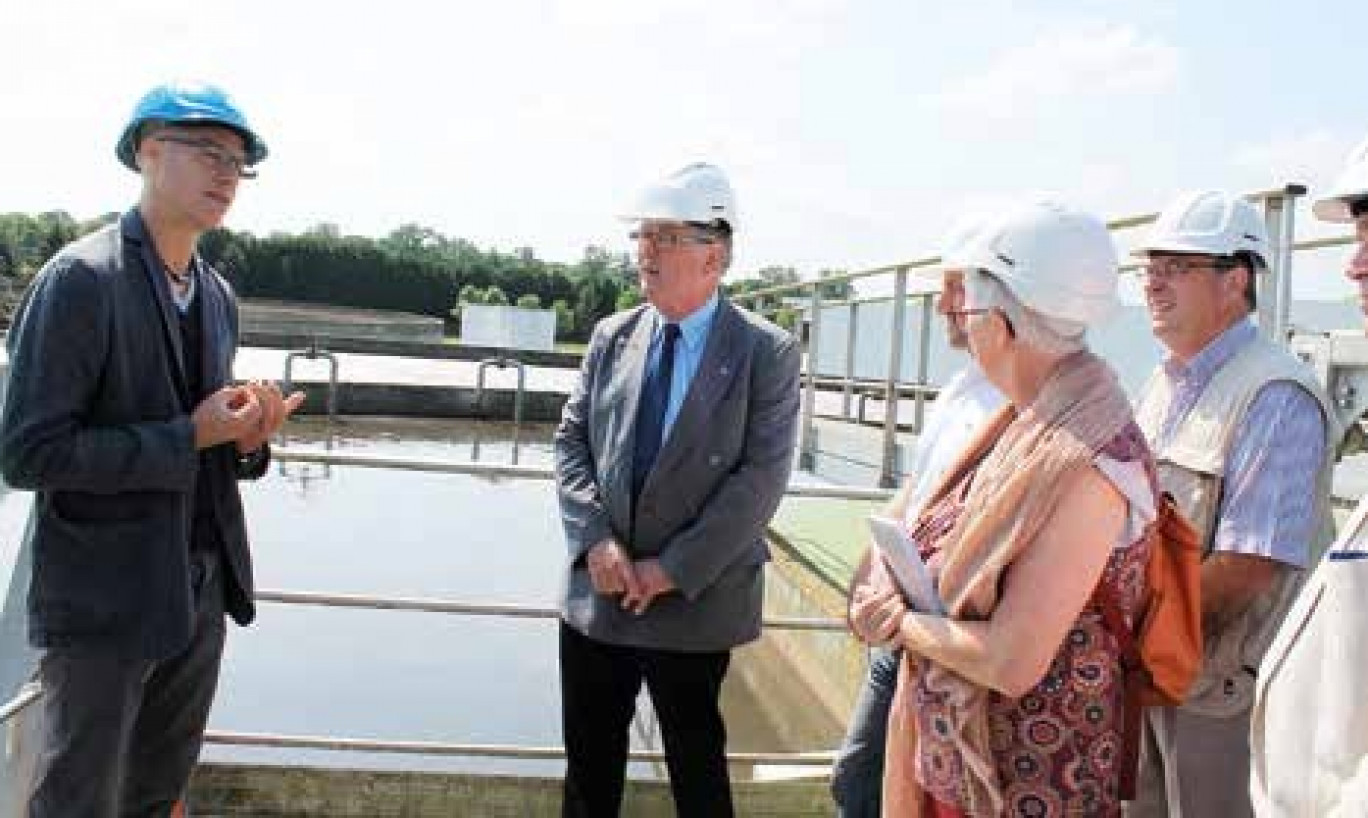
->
[[911, 422, 1156, 817]]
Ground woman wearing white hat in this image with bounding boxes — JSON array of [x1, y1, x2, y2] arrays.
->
[[849, 201, 1159, 816]]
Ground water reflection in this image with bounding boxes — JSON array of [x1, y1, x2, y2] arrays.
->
[[207, 417, 839, 779]]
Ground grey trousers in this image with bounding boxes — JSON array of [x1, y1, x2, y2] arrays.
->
[[28, 551, 227, 818], [830, 647, 900, 818], [1124, 705, 1255, 818]]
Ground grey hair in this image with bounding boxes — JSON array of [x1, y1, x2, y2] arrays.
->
[[690, 222, 732, 272], [965, 270, 1088, 356]]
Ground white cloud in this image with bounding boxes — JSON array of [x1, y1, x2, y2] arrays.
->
[[924, 23, 1180, 122]]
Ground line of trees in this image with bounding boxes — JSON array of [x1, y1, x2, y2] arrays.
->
[[0, 212, 852, 340]]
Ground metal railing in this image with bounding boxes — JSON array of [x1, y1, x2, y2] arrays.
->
[[475, 356, 528, 426], [251, 588, 849, 633], [1, 448, 886, 775], [271, 448, 896, 502], [201, 730, 835, 766], [283, 339, 340, 421], [0, 683, 39, 726], [731, 183, 1363, 485]]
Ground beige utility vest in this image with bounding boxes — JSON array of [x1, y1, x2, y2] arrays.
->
[[1135, 333, 1338, 717]]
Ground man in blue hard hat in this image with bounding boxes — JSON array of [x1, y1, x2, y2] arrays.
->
[[1, 80, 302, 817]]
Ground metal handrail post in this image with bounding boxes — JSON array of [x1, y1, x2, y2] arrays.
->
[[1260, 195, 1286, 338], [913, 295, 932, 433], [842, 301, 858, 419], [476, 357, 527, 422], [798, 286, 821, 470], [1275, 188, 1301, 340], [283, 339, 339, 422], [475, 361, 490, 416], [880, 269, 908, 488], [1259, 184, 1307, 341], [512, 358, 526, 426]]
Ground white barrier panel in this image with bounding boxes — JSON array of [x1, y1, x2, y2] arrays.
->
[[462, 305, 556, 351]]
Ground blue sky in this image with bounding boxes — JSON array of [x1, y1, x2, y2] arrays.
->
[[3, 0, 1363, 300]]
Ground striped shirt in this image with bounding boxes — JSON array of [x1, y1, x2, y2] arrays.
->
[[1153, 320, 1325, 567]]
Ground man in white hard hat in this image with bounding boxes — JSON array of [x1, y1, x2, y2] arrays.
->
[[830, 216, 1004, 818], [554, 163, 801, 817], [1126, 190, 1336, 818], [0, 81, 303, 816], [1250, 135, 1368, 816]]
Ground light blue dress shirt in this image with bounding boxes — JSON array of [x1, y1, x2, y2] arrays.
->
[[645, 291, 720, 446]]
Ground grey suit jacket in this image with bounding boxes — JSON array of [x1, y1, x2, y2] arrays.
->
[[0, 210, 266, 660], [555, 298, 801, 652]]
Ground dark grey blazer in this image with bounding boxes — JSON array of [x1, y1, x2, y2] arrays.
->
[[555, 298, 801, 652], [0, 210, 266, 660]]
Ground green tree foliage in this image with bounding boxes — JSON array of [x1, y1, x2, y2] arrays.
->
[[0, 211, 842, 342], [483, 285, 509, 306], [551, 299, 575, 337], [0, 212, 83, 279], [817, 269, 855, 300], [615, 286, 643, 312], [726, 266, 858, 328], [516, 293, 542, 309]]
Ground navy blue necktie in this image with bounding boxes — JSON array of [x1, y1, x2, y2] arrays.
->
[[632, 323, 681, 503]]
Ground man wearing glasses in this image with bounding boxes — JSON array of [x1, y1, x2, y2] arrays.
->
[[1, 81, 302, 816], [1125, 190, 1335, 817], [830, 215, 1004, 818], [555, 163, 801, 817]]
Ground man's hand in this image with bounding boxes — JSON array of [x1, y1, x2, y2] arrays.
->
[[622, 558, 676, 615], [586, 539, 642, 599], [192, 386, 262, 450], [234, 380, 306, 455]]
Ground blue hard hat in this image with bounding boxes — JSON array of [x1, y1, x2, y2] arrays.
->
[[115, 81, 267, 172]]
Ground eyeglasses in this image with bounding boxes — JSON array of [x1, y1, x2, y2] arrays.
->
[[629, 229, 718, 249], [1134, 255, 1237, 282], [943, 307, 992, 320], [154, 134, 257, 180]]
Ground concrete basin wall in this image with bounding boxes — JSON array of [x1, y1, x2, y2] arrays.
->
[[191, 763, 834, 817], [286, 381, 569, 422], [760, 542, 867, 725]]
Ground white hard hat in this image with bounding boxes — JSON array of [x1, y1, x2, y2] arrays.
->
[[910, 214, 992, 283], [1134, 190, 1268, 263], [620, 162, 737, 231], [958, 200, 1120, 327], [1313, 135, 1368, 223], [939, 214, 992, 269]]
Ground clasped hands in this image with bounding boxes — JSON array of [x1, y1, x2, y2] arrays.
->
[[192, 380, 306, 453], [849, 554, 911, 647], [586, 538, 675, 615]]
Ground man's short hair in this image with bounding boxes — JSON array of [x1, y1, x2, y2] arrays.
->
[[689, 221, 733, 271], [1231, 251, 1264, 311]]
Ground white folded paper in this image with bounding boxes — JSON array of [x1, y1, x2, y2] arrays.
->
[[867, 515, 946, 615]]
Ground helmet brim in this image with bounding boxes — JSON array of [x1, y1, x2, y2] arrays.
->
[[1312, 195, 1356, 224], [116, 117, 268, 173], [1130, 237, 1232, 258]]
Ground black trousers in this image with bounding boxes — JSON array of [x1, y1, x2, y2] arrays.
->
[[29, 550, 227, 818], [559, 621, 734, 818]]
